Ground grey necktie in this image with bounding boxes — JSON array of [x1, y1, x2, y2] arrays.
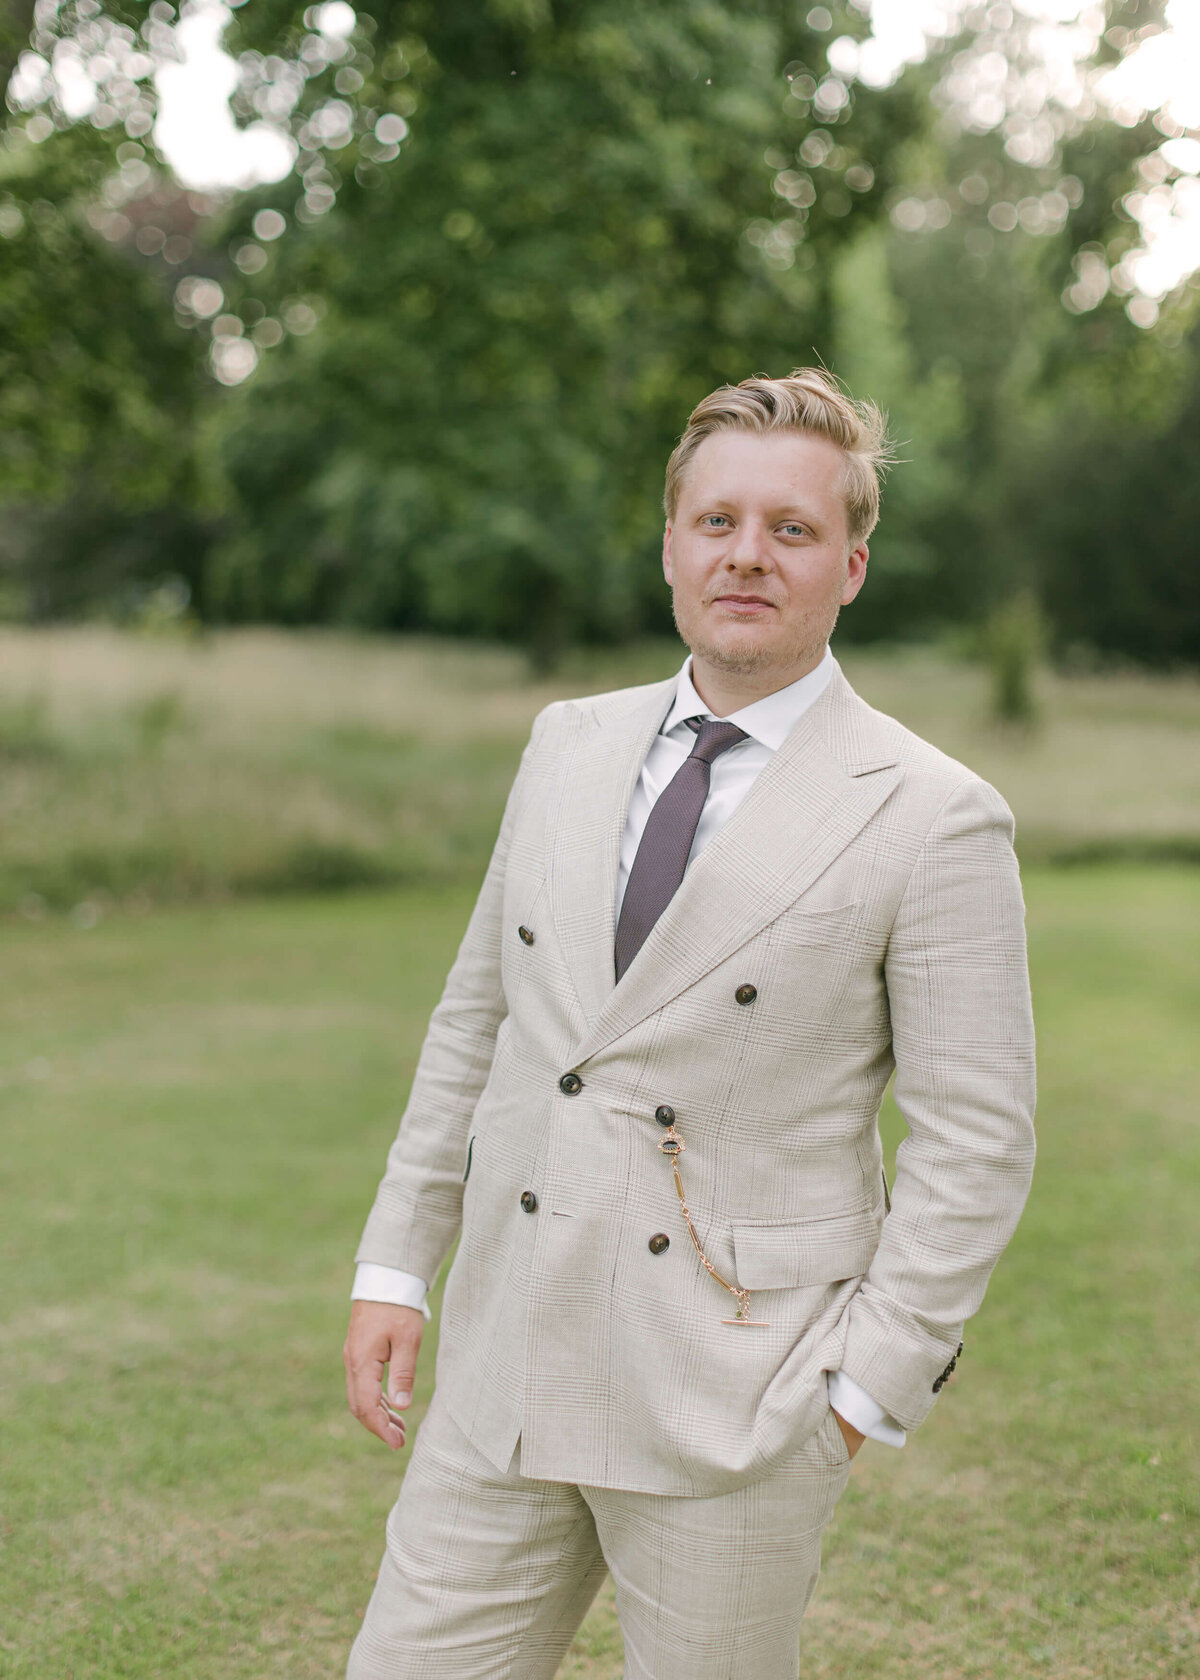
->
[[614, 715, 749, 982]]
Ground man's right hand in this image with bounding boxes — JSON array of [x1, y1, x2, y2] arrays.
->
[[344, 1300, 426, 1452]]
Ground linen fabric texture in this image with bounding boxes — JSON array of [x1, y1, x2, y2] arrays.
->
[[355, 661, 1037, 1497], [346, 1385, 852, 1680]]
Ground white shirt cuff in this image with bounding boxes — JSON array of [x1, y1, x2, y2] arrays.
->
[[827, 1368, 907, 1448], [352, 1263, 432, 1321]]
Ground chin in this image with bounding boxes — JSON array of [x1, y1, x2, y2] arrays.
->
[[690, 632, 782, 675]]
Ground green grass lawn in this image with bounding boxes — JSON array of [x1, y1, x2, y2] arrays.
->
[[2, 869, 1197, 1678]]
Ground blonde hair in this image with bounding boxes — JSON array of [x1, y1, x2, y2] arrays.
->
[[663, 367, 893, 545]]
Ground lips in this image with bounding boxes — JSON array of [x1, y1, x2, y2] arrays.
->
[[714, 594, 776, 608]]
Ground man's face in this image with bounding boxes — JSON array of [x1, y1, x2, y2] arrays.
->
[[663, 428, 868, 683]]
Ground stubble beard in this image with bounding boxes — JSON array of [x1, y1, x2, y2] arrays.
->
[[672, 591, 841, 679]]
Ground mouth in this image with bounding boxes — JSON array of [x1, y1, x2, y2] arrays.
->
[[712, 594, 777, 613]]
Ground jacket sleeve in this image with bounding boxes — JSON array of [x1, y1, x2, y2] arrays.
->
[[354, 705, 557, 1286], [839, 772, 1037, 1430]]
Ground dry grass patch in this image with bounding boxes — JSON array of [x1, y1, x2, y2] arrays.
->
[[0, 626, 1197, 915]]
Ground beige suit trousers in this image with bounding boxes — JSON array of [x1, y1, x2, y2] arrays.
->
[[347, 1390, 853, 1680]]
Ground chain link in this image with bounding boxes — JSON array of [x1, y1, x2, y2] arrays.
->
[[659, 1124, 762, 1323]]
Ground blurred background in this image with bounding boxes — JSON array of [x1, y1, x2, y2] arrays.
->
[[1, 3, 1197, 1677]]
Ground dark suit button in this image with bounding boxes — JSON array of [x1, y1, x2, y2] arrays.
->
[[520, 1190, 538, 1213], [654, 1105, 675, 1127], [933, 1346, 961, 1392], [648, 1232, 670, 1255], [518, 925, 535, 946], [734, 983, 757, 1005], [559, 1072, 583, 1096]]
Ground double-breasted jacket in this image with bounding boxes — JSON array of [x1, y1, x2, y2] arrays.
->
[[356, 663, 1037, 1495]]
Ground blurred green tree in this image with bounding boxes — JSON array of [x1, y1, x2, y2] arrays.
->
[[824, 0, 1199, 665], [0, 2, 209, 619], [1030, 314, 1200, 667], [1, 0, 1196, 667], [203, 0, 922, 666]]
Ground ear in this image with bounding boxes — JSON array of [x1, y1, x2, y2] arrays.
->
[[841, 540, 869, 605], [662, 522, 674, 586]]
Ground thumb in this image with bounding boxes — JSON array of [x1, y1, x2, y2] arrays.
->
[[387, 1324, 422, 1410]]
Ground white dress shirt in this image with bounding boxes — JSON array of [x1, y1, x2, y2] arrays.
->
[[352, 643, 907, 1448], [616, 644, 835, 921]]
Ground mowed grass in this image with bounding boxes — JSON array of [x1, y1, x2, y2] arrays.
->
[[1, 868, 1197, 1678], [0, 626, 1197, 918]]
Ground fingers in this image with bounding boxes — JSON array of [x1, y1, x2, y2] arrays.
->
[[386, 1311, 424, 1412], [344, 1328, 404, 1450], [374, 1389, 408, 1452], [343, 1301, 426, 1452], [831, 1407, 866, 1459]]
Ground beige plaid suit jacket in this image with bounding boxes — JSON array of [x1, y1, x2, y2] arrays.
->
[[356, 661, 1037, 1497]]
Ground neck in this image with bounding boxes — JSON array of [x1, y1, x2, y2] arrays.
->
[[686, 646, 828, 718]]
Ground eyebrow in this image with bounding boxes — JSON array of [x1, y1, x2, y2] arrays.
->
[[696, 498, 823, 522]]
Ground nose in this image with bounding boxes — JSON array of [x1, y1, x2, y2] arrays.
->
[[723, 520, 773, 574]]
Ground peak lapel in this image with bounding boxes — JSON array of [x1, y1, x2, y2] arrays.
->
[[572, 667, 900, 1065], [547, 678, 677, 1027]]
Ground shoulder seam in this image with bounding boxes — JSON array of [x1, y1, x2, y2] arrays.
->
[[883, 771, 996, 947]]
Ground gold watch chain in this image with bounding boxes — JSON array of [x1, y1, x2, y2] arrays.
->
[[659, 1123, 765, 1325]]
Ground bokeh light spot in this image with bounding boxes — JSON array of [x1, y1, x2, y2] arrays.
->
[[252, 209, 287, 242]]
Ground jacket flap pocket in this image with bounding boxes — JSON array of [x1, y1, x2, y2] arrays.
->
[[732, 1206, 882, 1291]]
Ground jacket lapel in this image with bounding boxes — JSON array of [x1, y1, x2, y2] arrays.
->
[[570, 664, 901, 1064], [547, 677, 677, 1027]]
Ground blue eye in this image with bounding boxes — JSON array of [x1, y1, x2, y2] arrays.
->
[[703, 515, 729, 528]]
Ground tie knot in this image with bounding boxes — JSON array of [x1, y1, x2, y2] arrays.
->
[[684, 715, 749, 765]]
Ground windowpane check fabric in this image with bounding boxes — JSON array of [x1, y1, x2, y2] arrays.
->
[[347, 1388, 852, 1680], [354, 660, 1037, 1493], [613, 716, 749, 982]]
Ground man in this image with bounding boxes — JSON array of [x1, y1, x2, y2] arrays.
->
[[343, 368, 1037, 1679]]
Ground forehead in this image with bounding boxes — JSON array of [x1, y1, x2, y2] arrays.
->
[[678, 428, 848, 513]]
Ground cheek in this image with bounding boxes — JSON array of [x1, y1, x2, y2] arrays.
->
[[670, 551, 712, 600], [787, 554, 846, 605]]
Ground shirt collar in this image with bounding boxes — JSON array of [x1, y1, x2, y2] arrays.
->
[[660, 644, 836, 751]]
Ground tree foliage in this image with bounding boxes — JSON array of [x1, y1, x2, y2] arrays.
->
[[203, 0, 925, 663], [1, 0, 1197, 664], [0, 3, 208, 616]]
